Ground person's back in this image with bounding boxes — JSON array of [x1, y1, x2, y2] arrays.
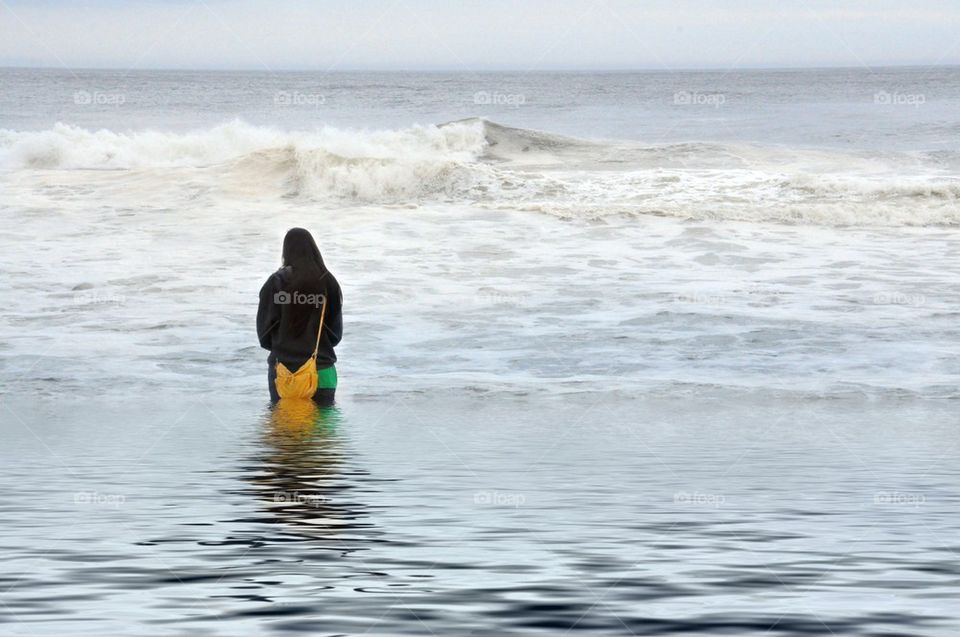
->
[[257, 228, 343, 404]]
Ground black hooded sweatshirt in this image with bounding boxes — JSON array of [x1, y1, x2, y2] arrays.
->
[[257, 266, 343, 370]]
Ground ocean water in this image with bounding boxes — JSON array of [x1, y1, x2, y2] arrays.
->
[[0, 67, 959, 635]]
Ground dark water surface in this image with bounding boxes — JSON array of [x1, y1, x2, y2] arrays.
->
[[4, 66, 960, 151], [1, 393, 958, 636]]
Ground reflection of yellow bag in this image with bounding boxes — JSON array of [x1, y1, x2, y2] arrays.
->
[[270, 399, 319, 436], [275, 295, 326, 400]]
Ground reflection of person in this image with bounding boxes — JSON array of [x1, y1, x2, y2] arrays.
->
[[256, 401, 354, 539], [257, 227, 343, 404]]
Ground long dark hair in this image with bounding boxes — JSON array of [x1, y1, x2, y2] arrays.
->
[[281, 227, 331, 335]]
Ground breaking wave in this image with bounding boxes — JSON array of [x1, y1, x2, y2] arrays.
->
[[1, 119, 958, 226]]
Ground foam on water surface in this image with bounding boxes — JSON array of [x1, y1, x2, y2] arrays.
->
[[0, 195, 956, 400]]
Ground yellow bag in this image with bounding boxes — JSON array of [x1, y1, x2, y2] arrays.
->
[[274, 295, 327, 400]]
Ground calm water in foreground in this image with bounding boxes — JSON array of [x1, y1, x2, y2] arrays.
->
[[2, 394, 959, 635]]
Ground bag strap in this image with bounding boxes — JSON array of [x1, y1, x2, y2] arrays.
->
[[311, 294, 328, 360]]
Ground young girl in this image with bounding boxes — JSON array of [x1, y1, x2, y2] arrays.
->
[[257, 228, 343, 404]]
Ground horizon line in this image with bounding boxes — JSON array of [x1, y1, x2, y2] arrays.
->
[[2, 62, 958, 74]]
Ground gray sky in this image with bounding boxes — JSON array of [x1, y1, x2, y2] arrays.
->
[[2, 0, 959, 70]]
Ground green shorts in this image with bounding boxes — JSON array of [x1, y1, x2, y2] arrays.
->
[[317, 364, 338, 389]]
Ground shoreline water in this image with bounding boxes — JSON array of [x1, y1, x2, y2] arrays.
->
[[1, 204, 956, 399]]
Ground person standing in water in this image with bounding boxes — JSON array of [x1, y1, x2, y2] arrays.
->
[[257, 228, 343, 404]]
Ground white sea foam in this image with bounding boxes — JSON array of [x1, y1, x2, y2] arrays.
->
[[1, 119, 958, 399]]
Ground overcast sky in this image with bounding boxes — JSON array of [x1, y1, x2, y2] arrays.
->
[[2, 0, 959, 71]]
